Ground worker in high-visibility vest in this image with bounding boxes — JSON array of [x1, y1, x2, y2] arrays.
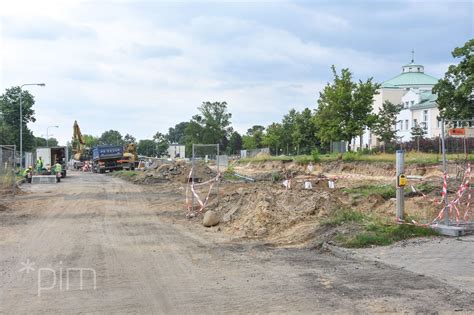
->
[[23, 166, 33, 183], [36, 157, 44, 173], [54, 161, 62, 182]]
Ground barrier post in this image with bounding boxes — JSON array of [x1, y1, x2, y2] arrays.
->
[[396, 150, 405, 221], [440, 119, 450, 225]]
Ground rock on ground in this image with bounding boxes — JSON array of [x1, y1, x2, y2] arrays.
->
[[203, 210, 220, 227]]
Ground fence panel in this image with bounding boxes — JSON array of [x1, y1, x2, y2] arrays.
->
[[0, 145, 16, 196]]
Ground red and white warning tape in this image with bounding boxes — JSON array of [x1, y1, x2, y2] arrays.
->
[[186, 168, 220, 214]]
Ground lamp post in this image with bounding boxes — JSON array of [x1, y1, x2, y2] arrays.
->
[[19, 83, 46, 168], [46, 125, 59, 147]]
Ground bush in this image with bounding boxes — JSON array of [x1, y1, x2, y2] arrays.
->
[[311, 149, 321, 162], [342, 151, 359, 162]]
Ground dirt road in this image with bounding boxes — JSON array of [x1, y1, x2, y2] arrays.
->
[[0, 172, 472, 313]]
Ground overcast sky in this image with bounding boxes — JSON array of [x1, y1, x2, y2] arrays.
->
[[0, 0, 472, 145]]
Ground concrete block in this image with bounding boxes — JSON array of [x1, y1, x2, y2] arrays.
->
[[31, 175, 57, 184], [431, 224, 466, 237]]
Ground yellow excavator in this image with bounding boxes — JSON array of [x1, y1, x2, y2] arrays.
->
[[72, 120, 90, 169], [118, 143, 139, 170]]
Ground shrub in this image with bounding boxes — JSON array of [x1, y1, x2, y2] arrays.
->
[[311, 149, 321, 162]]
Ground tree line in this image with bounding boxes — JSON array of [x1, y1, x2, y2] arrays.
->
[[1, 39, 471, 157]]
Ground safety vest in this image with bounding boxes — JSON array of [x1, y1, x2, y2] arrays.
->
[[55, 163, 62, 173], [23, 169, 31, 176], [37, 159, 43, 168]]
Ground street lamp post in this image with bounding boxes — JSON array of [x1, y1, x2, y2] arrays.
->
[[46, 125, 59, 147], [19, 83, 45, 168]]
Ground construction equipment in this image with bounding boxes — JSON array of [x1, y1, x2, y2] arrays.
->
[[72, 120, 91, 169], [92, 145, 124, 173], [118, 143, 139, 170]]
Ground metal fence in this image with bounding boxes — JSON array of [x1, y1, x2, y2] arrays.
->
[[0, 145, 16, 196], [240, 147, 270, 158]]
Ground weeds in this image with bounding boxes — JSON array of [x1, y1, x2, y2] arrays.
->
[[325, 208, 439, 248], [114, 170, 138, 177], [343, 223, 438, 248], [322, 208, 368, 226], [343, 184, 396, 200]]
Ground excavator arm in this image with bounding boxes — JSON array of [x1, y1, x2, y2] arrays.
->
[[72, 120, 85, 160]]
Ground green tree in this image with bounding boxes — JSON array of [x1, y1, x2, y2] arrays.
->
[[263, 122, 283, 155], [166, 122, 189, 144], [123, 134, 136, 145], [281, 109, 299, 154], [153, 132, 169, 156], [0, 86, 36, 150], [137, 139, 156, 156], [433, 39, 474, 121], [372, 101, 403, 152], [83, 134, 99, 148], [185, 101, 232, 152], [228, 131, 242, 155], [199, 101, 232, 149], [246, 125, 265, 148], [99, 130, 123, 145], [293, 108, 318, 154], [314, 66, 379, 150], [242, 135, 257, 150], [411, 124, 426, 152], [34, 136, 58, 148]]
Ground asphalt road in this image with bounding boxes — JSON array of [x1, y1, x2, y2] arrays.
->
[[0, 171, 472, 313]]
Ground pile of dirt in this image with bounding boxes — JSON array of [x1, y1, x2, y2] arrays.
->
[[115, 160, 216, 185], [205, 183, 345, 246]]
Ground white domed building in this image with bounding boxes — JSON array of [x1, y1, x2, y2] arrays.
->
[[354, 57, 442, 150]]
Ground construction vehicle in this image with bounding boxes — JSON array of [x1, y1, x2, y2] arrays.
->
[[71, 120, 91, 169], [92, 145, 124, 173], [33, 147, 68, 178], [118, 143, 139, 170]]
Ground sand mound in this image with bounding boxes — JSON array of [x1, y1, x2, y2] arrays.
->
[[207, 183, 345, 245]]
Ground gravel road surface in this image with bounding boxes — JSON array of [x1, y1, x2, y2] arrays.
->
[[0, 171, 472, 313]]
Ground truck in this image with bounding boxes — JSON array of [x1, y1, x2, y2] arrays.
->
[[36, 146, 68, 178], [92, 145, 124, 173]]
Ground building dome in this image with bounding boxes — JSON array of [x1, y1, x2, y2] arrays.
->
[[381, 59, 438, 88]]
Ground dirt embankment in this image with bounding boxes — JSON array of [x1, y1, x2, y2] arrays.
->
[[113, 159, 452, 247], [234, 160, 444, 180]]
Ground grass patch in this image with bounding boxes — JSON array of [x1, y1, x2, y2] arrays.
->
[[343, 184, 396, 200], [238, 152, 473, 165], [322, 208, 368, 226], [223, 165, 240, 180], [344, 223, 439, 248], [324, 208, 439, 248], [114, 170, 138, 178]]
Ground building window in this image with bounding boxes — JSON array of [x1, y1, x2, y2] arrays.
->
[[417, 67, 420, 71], [405, 120, 409, 130], [422, 110, 428, 131], [404, 101, 408, 108], [411, 100, 414, 106], [413, 119, 418, 127], [409, 67, 412, 72]]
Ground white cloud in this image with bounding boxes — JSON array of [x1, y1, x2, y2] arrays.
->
[[0, 0, 468, 145]]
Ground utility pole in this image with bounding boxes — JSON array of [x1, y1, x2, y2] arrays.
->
[[396, 150, 405, 221]]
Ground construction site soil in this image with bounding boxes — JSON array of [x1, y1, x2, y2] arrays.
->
[[111, 159, 462, 247], [1, 163, 472, 313]]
